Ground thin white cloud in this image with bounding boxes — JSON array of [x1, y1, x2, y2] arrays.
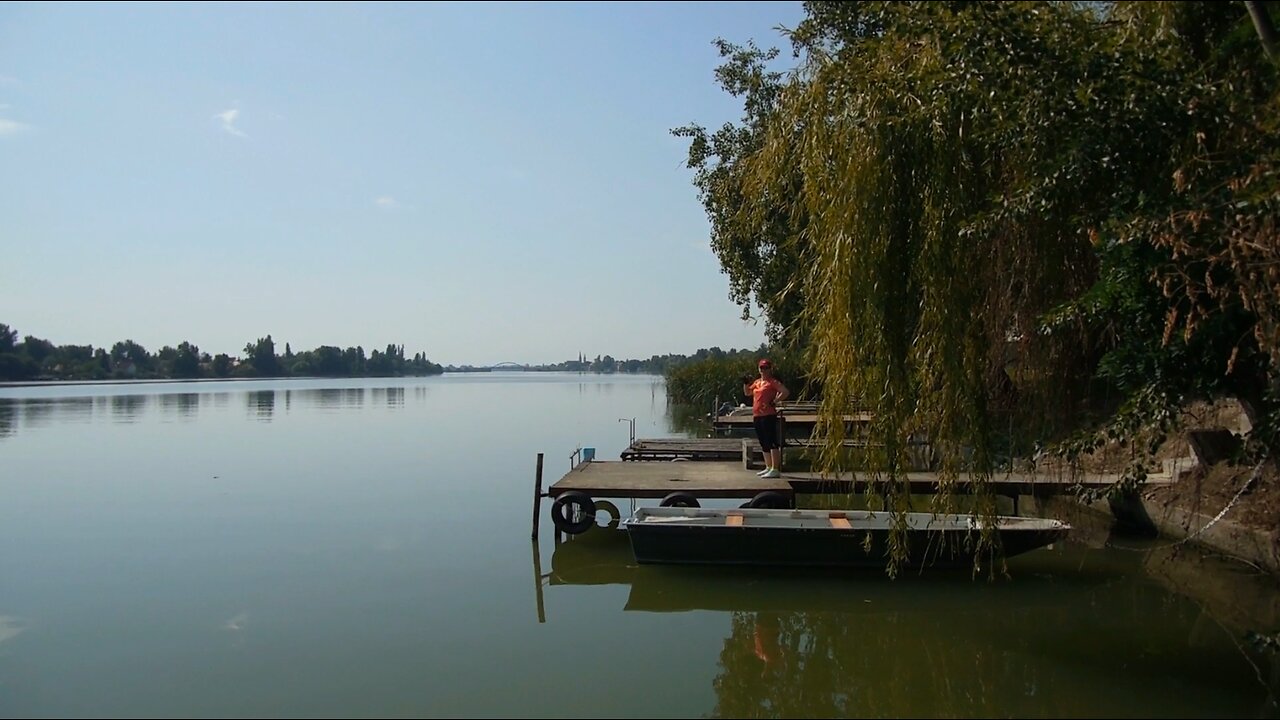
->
[[214, 108, 246, 138], [0, 75, 18, 86], [0, 118, 30, 136], [375, 196, 399, 209]]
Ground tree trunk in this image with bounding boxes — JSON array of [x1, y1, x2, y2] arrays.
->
[[1245, 1, 1279, 62]]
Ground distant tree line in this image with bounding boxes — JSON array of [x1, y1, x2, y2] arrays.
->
[[533, 347, 769, 375], [0, 324, 444, 381]]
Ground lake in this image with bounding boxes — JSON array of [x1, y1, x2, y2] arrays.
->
[[0, 373, 1276, 718]]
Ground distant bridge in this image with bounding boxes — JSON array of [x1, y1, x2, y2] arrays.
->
[[445, 361, 538, 373]]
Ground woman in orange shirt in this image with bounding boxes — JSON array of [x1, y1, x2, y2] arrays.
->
[[743, 358, 790, 478]]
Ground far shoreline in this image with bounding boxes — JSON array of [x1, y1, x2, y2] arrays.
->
[[0, 375, 435, 389]]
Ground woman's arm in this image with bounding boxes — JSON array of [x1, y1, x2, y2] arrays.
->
[[776, 382, 790, 403]]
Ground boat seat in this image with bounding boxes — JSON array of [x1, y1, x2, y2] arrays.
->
[[828, 511, 852, 529], [726, 511, 744, 527]]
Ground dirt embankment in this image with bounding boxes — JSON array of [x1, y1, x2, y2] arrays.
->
[[1067, 399, 1280, 572]]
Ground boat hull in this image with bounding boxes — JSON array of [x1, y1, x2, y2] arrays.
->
[[622, 508, 1069, 569]]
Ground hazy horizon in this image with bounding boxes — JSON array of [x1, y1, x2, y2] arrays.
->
[[0, 2, 804, 366]]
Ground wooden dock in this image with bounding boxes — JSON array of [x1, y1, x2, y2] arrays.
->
[[621, 438, 746, 462], [548, 460, 1171, 501], [549, 460, 792, 499], [620, 437, 873, 463], [531, 454, 1178, 540], [711, 410, 875, 430]]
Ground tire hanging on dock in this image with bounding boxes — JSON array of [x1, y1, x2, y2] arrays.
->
[[594, 500, 621, 527], [659, 492, 700, 508], [748, 491, 791, 509], [550, 491, 597, 535]]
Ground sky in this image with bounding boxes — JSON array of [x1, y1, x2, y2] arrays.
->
[[0, 1, 806, 366]]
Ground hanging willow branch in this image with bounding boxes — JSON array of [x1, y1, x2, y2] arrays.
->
[[735, 2, 1150, 574], [682, 1, 1279, 575]]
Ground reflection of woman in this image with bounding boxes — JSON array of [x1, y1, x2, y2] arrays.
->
[[753, 612, 783, 677]]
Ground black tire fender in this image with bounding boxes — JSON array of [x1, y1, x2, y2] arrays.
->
[[551, 491, 596, 535], [748, 491, 792, 509], [594, 500, 621, 527], [659, 491, 700, 508]]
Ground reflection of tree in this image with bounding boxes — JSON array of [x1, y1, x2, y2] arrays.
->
[[550, 531, 1276, 717], [110, 394, 148, 422], [709, 592, 1276, 719], [711, 609, 1040, 718], [159, 392, 200, 418], [668, 403, 713, 437], [0, 400, 14, 439], [309, 388, 366, 410], [248, 390, 275, 420], [373, 386, 404, 408]]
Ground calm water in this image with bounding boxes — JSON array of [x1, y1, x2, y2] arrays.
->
[[0, 373, 1277, 718]]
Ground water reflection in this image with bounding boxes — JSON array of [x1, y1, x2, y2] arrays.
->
[[19, 399, 58, 429], [309, 387, 366, 410], [248, 390, 275, 421], [0, 401, 14, 439], [370, 386, 405, 408], [668, 403, 715, 437], [160, 392, 200, 419], [385, 386, 404, 408], [541, 529, 1279, 718], [0, 382, 417, 440], [110, 395, 149, 423]]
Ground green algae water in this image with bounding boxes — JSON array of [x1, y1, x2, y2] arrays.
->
[[0, 374, 1276, 718]]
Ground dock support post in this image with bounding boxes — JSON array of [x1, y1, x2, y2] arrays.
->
[[531, 541, 546, 624], [531, 452, 544, 541], [778, 415, 786, 470]]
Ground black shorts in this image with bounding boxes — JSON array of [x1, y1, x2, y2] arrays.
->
[[753, 415, 781, 452]]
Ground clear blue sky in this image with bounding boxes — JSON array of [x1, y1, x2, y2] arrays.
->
[[0, 2, 804, 365]]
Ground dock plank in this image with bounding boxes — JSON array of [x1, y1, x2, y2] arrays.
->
[[550, 461, 791, 499], [548, 461, 1171, 500], [712, 412, 875, 427], [620, 437, 876, 463]]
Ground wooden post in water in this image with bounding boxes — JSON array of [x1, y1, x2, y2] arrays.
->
[[530, 541, 546, 624], [531, 452, 544, 541]]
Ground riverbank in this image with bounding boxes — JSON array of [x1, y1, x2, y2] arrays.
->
[[1059, 399, 1280, 575]]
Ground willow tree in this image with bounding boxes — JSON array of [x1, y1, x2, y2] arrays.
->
[[683, 1, 1279, 574]]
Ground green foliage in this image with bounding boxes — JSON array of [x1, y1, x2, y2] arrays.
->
[[681, 0, 1280, 573], [244, 335, 279, 377], [172, 341, 202, 379], [665, 349, 810, 406], [0, 323, 446, 382], [212, 353, 233, 378]]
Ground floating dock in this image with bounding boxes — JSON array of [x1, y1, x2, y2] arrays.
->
[[532, 455, 1175, 540], [711, 410, 875, 432], [550, 460, 792, 499], [549, 460, 1160, 501], [620, 437, 873, 464]]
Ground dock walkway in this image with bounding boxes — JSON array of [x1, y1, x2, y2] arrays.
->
[[620, 437, 870, 462], [548, 460, 1169, 501]]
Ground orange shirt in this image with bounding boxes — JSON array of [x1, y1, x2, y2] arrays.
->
[[751, 377, 783, 417]]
